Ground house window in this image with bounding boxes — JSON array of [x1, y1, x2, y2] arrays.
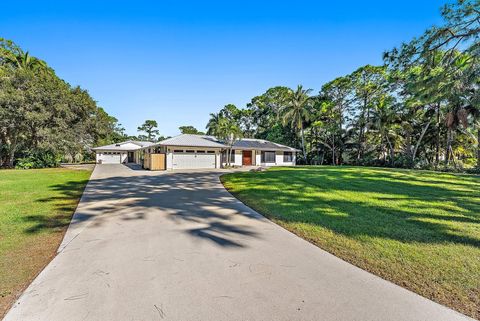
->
[[283, 152, 293, 162], [261, 151, 276, 163], [221, 150, 235, 162]]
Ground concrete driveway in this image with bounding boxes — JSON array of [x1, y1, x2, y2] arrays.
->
[[4, 164, 472, 321]]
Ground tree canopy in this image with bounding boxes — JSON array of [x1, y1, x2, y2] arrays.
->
[[137, 120, 160, 141], [205, 0, 479, 171], [179, 125, 205, 135], [0, 38, 125, 168]]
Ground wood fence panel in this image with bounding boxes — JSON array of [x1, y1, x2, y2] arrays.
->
[[150, 153, 165, 170], [144, 153, 151, 169]]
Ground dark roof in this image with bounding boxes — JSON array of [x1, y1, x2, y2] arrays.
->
[[153, 134, 226, 148], [144, 134, 299, 151], [233, 139, 299, 151]]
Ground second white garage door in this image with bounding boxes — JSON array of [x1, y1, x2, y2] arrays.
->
[[172, 152, 216, 169]]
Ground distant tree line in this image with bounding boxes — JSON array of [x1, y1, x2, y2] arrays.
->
[[206, 0, 479, 171], [0, 38, 127, 168]]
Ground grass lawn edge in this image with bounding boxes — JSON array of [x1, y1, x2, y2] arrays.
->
[[0, 168, 93, 318]]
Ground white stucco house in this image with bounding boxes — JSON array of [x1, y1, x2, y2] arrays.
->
[[92, 134, 298, 170]]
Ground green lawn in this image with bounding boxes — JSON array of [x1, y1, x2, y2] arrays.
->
[[0, 168, 91, 317], [221, 166, 480, 319]]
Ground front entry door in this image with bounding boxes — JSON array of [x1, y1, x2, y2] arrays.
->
[[242, 150, 252, 166], [128, 152, 134, 163]]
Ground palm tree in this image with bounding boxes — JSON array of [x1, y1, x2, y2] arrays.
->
[[372, 96, 398, 166], [14, 51, 46, 71], [282, 85, 312, 161], [206, 112, 221, 136], [465, 105, 480, 169], [217, 117, 242, 166], [0, 38, 46, 72]]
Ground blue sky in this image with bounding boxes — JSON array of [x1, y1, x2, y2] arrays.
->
[[1, 1, 445, 137]]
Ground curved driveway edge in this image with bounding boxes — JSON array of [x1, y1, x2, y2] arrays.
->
[[4, 164, 473, 321]]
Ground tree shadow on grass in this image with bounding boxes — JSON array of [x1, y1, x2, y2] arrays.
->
[[22, 179, 90, 234], [225, 167, 480, 248]]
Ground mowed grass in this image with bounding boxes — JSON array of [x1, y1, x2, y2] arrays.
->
[[0, 168, 91, 317], [221, 166, 480, 319]]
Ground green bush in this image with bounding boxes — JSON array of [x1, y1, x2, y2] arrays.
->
[[15, 157, 35, 169], [15, 151, 61, 169]]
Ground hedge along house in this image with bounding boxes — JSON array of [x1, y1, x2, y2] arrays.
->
[[92, 134, 298, 170]]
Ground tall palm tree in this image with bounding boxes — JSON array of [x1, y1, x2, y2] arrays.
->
[[372, 95, 398, 166], [465, 105, 480, 168], [0, 38, 46, 72], [217, 117, 242, 166], [206, 112, 221, 136], [282, 85, 312, 161], [14, 51, 46, 71]]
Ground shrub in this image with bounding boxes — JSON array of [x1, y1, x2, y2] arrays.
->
[[15, 157, 36, 169], [15, 151, 61, 169]]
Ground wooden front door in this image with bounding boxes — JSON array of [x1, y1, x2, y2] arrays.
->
[[242, 150, 252, 166]]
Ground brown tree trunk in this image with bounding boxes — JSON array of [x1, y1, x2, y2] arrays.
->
[[5, 134, 18, 168], [445, 129, 452, 166], [300, 123, 306, 163], [7, 144, 16, 168], [357, 110, 366, 164], [404, 128, 412, 166], [385, 134, 394, 167], [412, 121, 431, 165], [435, 103, 441, 168], [477, 129, 480, 169], [332, 133, 336, 165]]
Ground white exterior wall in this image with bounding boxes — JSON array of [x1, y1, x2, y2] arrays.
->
[[233, 150, 243, 166], [274, 151, 283, 165], [255, 151, 261, 166], [215, 153, 221, 168], [274, 151, 296, 166], [166, 151, 173, 169]]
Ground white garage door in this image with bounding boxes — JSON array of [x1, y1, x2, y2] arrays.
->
[[172, 151, 216, 169], [100, 153, 121, 164]]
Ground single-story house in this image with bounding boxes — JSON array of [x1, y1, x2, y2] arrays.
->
[[92, 134, 299, 170]]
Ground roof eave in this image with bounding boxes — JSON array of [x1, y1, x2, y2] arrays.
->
[[141, 143, 226, 149]]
